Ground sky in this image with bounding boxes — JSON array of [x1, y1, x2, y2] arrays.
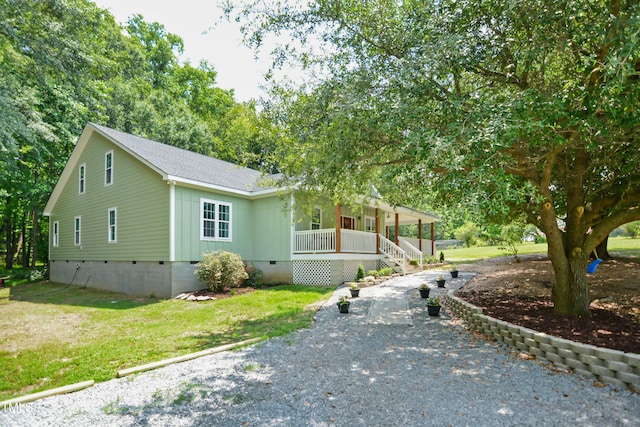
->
[[92, 0, 270, 102]]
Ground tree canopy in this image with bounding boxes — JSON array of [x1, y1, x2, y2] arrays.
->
[[231, 0, 640, 316], [1, 0, 274, 269]]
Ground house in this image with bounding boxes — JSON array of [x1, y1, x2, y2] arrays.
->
[[44, 123, 439, 297]]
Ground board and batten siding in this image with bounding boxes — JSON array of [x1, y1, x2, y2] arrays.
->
[[173, 186, 255, 261], [250, 195, 292, 261], [48, 133, 170, 261]]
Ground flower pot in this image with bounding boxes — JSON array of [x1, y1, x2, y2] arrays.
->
[[450, 271, 459, 278], [350, 288, 360, 298], [337, 302, 350, 313], [427, 305, 441, 316], [436, 279, 446, 288], [419, 288, 430, 298]]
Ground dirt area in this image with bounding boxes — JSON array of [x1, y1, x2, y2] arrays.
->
[[454, 254, 640, 354]]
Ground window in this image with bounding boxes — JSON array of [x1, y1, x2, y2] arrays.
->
[[79, 164, 86, 194], [201, 199, 232, 241], [311, 207, 322, 230], [365, 216, 376, 233], [74, 216, 81, 246], [105, 151, 113, 186], [108, 208, 117, 243], [53, 221, 59, 247]]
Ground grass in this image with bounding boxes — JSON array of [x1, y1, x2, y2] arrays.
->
[[439, 236, 640, 261], [0, 283, 333, 401]]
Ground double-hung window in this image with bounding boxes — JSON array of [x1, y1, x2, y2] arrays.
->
[[79, 164, 86, 194], [108, 208, 117, 243], [105, 151, 113, 186], [365, 216, 376, 233], [74, 216, 81, 246], [201, 198, 232, 241], [311, 207, 322, 230]]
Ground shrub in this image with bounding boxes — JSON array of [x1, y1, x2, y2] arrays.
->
[[409, 259, 419, 266], [367, 270, 380, 278], [356, 264, 366, 281], [378, 267, 394, 276], [194, 251, 248, 292], [439, 251, 445, 262], [244, 262, 263, 288]]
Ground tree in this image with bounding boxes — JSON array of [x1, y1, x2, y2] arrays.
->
[[453, 222, 479, 248], [231, 0, 640, 316]]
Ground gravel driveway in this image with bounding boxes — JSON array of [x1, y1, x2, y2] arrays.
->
[[2, 271, 639, 426]]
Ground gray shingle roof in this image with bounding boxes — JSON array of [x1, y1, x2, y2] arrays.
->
[[91, 123, 278, 193]]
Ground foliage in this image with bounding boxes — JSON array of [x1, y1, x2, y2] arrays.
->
[[621, 222, 640, 238], [426, 297, 441, 307], [194, 251, 249, 292], [366, 270, 380, 278], [454, 222, 480, 248], [337, 295, 350, 306], [439, 251, 445, 263], [356, 264, 366, 281], [230, 0, 640, 316], [409, 259, 419, 266], [378, 267, 394, 277], [244, 263, 263, 288], [498, 224, 526, 261]]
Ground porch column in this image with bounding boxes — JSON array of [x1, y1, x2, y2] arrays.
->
[[395, 213, 399, 246], [375, 208, 380, 254], [418, 219, 423, 252], [335, 204, 341, 253], [431, 222, 435, 256]]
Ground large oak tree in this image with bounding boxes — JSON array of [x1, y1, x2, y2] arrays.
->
[[232, 0, 640, 316]]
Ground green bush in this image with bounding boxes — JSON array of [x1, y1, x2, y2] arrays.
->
[[356, 264, 366, 281], [244, 262, 263, 288], [409, 259, 419, 266], [367, 270, 380, 278], [194, 251, 249, 292], [378, 267, 394, 276]]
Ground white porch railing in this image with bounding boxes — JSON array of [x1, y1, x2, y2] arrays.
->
[[294, 229, 378, 253], [401, 237, 435, 256], [379, 234, 406, 274], [341, 229, 377, 253], [294, 229, 336, 253], [399, 238, 423, 267]]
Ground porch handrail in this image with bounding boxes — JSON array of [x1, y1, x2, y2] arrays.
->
[[399, 238, 423, 267], [378, 234, 406, 274], [341, 229, 377, 253], [294, 229, 336, 253]]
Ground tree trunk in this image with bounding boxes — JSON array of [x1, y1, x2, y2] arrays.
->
[[550, 246, 591, 317], [595, 236, 611, 260]]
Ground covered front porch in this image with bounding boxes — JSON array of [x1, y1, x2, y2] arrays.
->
[[293, 204, 438, 275]]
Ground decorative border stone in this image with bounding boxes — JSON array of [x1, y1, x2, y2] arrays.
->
[[446, 291, 640, 392]]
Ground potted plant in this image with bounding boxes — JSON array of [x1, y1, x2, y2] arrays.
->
[[337, 295, 350, 313], [450, 265, 459, 278], [426, 297, 441, 316], [418, 284, 430, 298], [436, 275, 446, 287], [350, 283, 360, 298]]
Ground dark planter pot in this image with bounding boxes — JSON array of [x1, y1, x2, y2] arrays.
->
[[350, 289, 360, 298], [427, 305, 441, 316], [337, 302, 350, 313], [450, 271, 459, 278], [419, 288, 430, 298], [436, 280, 446, 288]]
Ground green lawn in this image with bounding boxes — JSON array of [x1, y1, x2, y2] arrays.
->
[[439, 236, 640, 261], [0, 283, 333, 401]]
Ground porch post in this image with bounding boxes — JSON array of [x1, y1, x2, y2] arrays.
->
[[335, 204, 341, 253], [431, 222, 435, 256], [418, 219, 423, 252], [375, 208, 380, 254], [395, 213, 399, 246]]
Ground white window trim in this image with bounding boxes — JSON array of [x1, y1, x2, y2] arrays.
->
[[311, 206, 322, 230], [200, 198, 232, 241], [108, 207, 117, 243], [365, 215, 376, 233], [74, 216, 81, 246], [53, 221, 59, 247], [105, 150, 113, 186], [79, 163, 86, 194]]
